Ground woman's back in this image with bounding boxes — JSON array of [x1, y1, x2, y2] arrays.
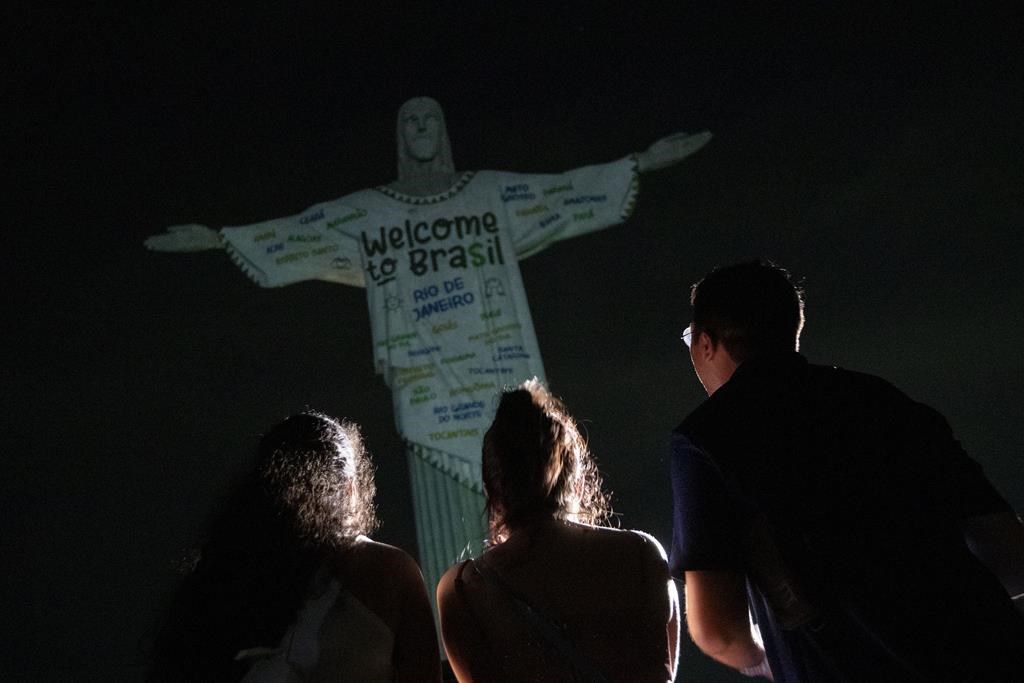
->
[[439, 520, 679, 682], [149, 412, 440, 682]]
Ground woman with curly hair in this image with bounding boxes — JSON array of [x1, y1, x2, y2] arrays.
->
[[437, 380, 680, 682], [149, 412, 440, 681]]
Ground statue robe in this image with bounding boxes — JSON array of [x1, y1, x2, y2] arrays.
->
[[220, 157, 638, 584]]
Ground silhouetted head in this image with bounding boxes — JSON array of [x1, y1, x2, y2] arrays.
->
[[482, 379, 610, 544], [395, 96, 454, 181], [690, 260, 805, 363], [257, 411, 378, 546], [686, 260, 805, 395]]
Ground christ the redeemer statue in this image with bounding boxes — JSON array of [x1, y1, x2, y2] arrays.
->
[[146, 97, 710, 593]]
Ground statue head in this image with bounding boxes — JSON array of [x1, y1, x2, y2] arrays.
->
[[396, 96, 455, 181]]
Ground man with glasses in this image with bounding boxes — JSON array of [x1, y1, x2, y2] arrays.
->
[[669, 260, 1024, 681]]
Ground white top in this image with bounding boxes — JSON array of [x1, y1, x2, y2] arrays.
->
[[240, 573, 395, 682]]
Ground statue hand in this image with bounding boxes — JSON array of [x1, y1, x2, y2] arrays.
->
[[636, 131, 712, 173], [144, 224, 224, 252]]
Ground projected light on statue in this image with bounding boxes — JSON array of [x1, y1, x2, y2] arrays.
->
[[145, 96, 710, 595]]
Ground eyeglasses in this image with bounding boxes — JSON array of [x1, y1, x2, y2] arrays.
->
[[681, 325, 693, 348]]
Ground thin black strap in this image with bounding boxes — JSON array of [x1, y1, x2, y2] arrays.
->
[[471, 560, 609, 683]]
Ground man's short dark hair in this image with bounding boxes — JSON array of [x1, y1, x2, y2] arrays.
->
[[690, 260, 805, 363]]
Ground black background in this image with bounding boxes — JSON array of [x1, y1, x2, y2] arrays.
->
[[5, 5, 1022, 680]]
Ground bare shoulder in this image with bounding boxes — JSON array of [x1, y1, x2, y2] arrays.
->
[[347, 541, 441, 680], [351, 537, 424, 583], [589, 527, 671, 580], [438, 557, 463, 586], [575, 523, 668, 558], [341, 537, 433, 637], [341, 538, 426, 607], [437, 558, 474, 604], [625, 530, 671, 579], [625, 528, 670, 561]]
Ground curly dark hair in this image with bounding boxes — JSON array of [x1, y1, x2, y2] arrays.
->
[[147, 412, 378, 681], [256, 412, 378, 545], [482, 379, 611, 544]]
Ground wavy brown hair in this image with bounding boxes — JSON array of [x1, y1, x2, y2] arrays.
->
[[483, 379, 611, 544], [148, 412, 377, 681]]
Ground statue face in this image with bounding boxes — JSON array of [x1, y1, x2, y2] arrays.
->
[[401, 99, 443, 162]]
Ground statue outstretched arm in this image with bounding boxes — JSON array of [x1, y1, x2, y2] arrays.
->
[[144, 224, 224, 252], [636, 131, 712, 173], [144, 204, 367, 289]]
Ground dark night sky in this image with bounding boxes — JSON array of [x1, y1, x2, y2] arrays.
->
[[5, 5, 1022, 680]]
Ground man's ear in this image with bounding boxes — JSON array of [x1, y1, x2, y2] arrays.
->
[[696, 330, 716, 361]]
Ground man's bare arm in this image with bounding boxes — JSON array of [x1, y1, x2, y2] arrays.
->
[[685, 569, 772, 678]]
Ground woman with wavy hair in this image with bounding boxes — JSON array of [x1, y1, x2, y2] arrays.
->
[[437, 380, 680, 682], [149, 412, 439, 681]]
